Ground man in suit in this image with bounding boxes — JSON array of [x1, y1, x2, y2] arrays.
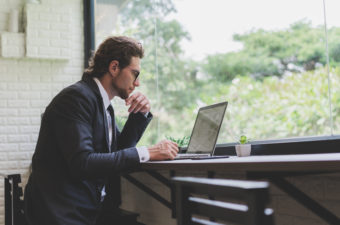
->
[[24, 36, 178, 225]]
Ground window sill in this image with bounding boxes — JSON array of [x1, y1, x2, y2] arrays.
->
[[213, 135, 340, 156]]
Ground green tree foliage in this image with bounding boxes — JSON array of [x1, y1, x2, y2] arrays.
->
[[112, 1, 340, 146], [204, 20, 340, 82], [204, 67, 340, 143], [328, 28, 340, 66], [118, 0, 200, 112], [114, 0, 202, 145]]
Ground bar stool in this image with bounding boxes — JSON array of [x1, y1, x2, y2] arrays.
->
[[2, 173, 27, 225]]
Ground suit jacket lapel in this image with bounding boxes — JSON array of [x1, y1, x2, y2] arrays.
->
[[82, 75, 111, 153]]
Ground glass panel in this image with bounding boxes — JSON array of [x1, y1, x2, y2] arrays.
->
[[325, 0, 340, 135], [95, 0, 159, 146], [163, 0, 331, 145], [95, 0, 334, 148]]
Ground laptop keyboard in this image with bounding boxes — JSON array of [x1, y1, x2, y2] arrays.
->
[[175, 153, 211, 159]]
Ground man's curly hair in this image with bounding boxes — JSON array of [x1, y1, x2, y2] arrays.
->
[[83, 36, 144, 79]]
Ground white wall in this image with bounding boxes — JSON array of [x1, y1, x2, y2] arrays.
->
[[0, 0, 83, 224]]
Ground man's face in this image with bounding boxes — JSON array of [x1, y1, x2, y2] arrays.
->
[[112, 57, 141, 99]]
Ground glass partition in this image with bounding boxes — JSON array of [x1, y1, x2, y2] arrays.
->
[[325, 0, 340, 135], [95, 0, 160, 145], [95, 0, 337, 147]]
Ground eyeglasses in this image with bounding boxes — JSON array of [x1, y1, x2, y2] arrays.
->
[[131, 69, 140, 82]]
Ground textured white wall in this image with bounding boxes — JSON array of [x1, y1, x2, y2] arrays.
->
[[0, 33, 25, 58], [0, 0, 83, 224], [25, 3, 72, 59]]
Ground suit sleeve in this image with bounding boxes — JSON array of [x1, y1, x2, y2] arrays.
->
[[49, 89, 140, 179], [117, 112, 153, 150]]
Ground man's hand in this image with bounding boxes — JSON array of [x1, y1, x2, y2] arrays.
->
[[148, 140, 179, 161], [125, 92, 151, 114]]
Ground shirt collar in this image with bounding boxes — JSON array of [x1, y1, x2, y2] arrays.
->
[[93, 77, 111, 110]]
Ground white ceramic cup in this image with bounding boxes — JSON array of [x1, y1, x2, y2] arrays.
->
[[235, 144, 251, 157]]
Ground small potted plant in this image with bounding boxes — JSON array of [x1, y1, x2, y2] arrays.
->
[[166, 136, 190, 153], [235, 135, 251, 157]]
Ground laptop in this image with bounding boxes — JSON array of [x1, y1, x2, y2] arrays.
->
[[174, 101, 229, 160]]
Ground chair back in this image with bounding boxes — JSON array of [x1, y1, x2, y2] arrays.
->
[[4, 174, 27, 225], [172, 177, 274, 225]]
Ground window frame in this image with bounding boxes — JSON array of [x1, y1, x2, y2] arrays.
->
[[214, 135, 340, 156], [84, 0, 95, 69]]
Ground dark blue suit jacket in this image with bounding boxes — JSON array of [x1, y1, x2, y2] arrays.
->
[[24, 75, 152, 225]]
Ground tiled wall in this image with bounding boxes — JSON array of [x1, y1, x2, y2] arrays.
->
[[0, 0, 83, 224], [25, 3, 72, 59]]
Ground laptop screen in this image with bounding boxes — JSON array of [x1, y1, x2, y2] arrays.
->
[[186, 102, 228, 154]]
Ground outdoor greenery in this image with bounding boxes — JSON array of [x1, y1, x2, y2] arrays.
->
[[204, 20, 340, 81], [166, 136, 190, 147], [108, 0, 340, 146]]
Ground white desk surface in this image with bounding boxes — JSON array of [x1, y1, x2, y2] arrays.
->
[[141, 153, 340, 172]]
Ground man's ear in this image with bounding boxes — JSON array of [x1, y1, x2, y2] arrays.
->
[[108, 60, 120, 77]]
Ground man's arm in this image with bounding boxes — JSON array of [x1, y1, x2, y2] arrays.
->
[[50, 89, 140, 179], [117, 112, 152, 150], [124, 92, 179, 160]]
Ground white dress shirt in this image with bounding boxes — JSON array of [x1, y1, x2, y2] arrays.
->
[[93, 78, 150, 200], [93, 78, 150, 162]]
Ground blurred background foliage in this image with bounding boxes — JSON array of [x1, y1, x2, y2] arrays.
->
[[110, 0, 340, 146]]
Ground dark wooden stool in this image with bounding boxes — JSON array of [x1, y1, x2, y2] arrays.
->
[[4, 174, 27, 225]]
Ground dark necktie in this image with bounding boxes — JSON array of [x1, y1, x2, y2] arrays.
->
[[107, 105, 117, 152], [104, 105, 121, 209]]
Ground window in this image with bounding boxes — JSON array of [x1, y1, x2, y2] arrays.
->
[[325, 0, 340, 135], [94, 0, 340, 147]]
